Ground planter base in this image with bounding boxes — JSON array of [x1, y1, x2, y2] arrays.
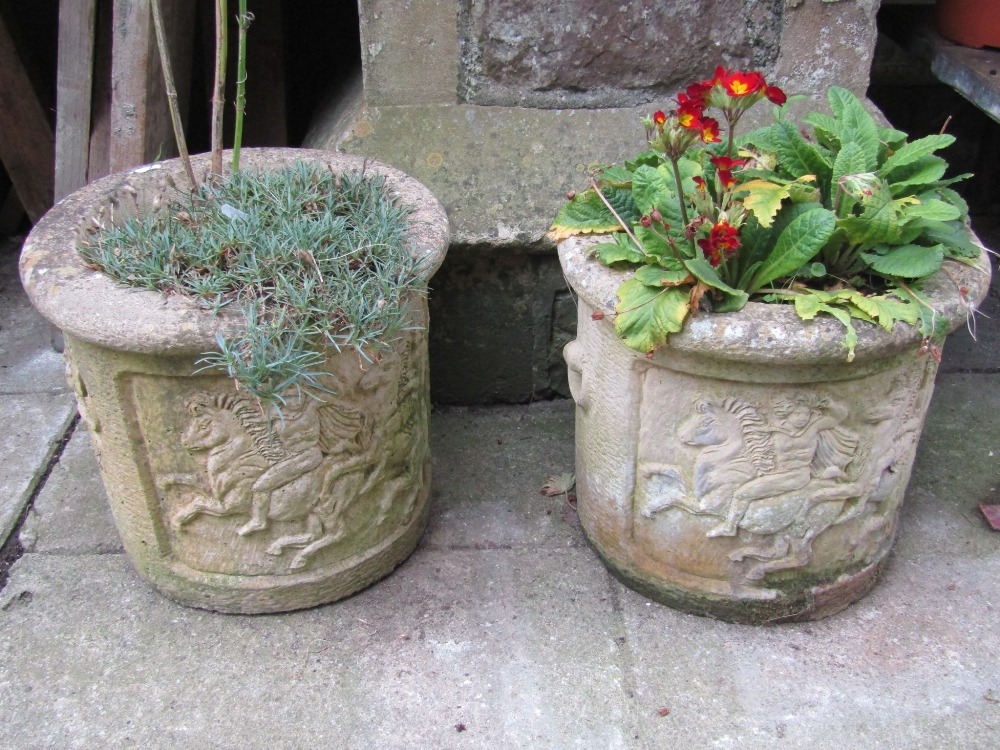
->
[[151, 463, 431, 614], [589, 528, 885, 624]]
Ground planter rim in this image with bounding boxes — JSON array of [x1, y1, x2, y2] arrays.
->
[[20, 148, 450, 356], [559, 234, 992, 366]]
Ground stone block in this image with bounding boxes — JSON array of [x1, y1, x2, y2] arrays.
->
[[458, 0, 779, 108]]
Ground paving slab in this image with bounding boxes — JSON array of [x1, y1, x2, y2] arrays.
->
[[1, 241, 76, 548], [0, 545, 632, 750], [0, 392, 77, 547], [18, 425, 119, 555], [426, 401, 581, 550], [0, 239, 68, 395]]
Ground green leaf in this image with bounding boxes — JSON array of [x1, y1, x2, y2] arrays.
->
[[865, 294, 919, 331], [614, 281, 691, 352], [878, 126, 909, 149], [749, 208, 837, 292], [597, 165, 634, 185], [590, 237, 644, 266], [839, 200, 901, 247], [888, 156, 948, 195], [634, 264, 691, 286], [738, 179, 793, 228], [549, 189, 624, 240], [826, 87, 880, 169], [684, 257, 749, 309], [803, 112, 843, 147], [880, 134, 955, 177], [900, 199, 961, 223], [793, 292, 825, 320], [922, 221, 982, 259], [831, 142, 871, 202], [771, 120, 833, 183], [861, 244, 945, 279], [631, 165, 671, 216]]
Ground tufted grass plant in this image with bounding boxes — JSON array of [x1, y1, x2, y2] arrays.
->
[[80, 162, 418, 407]]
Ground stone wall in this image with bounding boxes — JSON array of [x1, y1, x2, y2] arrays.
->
[[308, 0, 882, 403]]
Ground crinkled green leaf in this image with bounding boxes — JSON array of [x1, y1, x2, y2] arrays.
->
[[878, 126, 909, 149], [596, 165, 634, 185], [922, 221, 982, 259], [632, 164, 671, 216], [933, 187, 969, 217], [684, 257, 749, 309], [900, 199, 961, 223], [861, 243, 945, 279], [749, 207, 837, 292], [826, 87, 880, 170], [634, 263, 691, 286], [888, 156, 948, 195], [549, 189, 628, 240], [614, 281, 691, 352], [771, 120, 833, 183], [840, 200, 901, 246], [831, 142, 871, 203], [739, 179, 793, 228], [590, 236, 645, 266], [881, 134, 955, 177]]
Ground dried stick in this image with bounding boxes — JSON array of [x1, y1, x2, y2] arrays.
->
[[149, 0, 197, 191], [211, 0, 228, 176]]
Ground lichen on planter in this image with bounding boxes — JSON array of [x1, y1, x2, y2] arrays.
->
[[560, 234, 991, 624], [20, 148, 449, 614]]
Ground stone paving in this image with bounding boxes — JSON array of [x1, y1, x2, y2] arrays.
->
[[1, 239, 999, 748]]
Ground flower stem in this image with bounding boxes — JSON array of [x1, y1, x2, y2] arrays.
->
[[668, 157, 690, 229]]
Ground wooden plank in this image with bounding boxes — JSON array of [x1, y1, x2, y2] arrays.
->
[[87, 0, 113, 182], [55, 0, 98, 200], [0, 11, 55, 223], [109, 0, 194, 172]]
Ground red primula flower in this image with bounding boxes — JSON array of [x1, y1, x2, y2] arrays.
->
[[685, 80, 712, 105], [653, 110, 667, 126], [692, 175, 707, 191], [709, 155, 745, 171], [698, 221, 741, 266], [678, 108, 701, 130], [765, 85, 787, 105], [699, 117, 721, 143], [722, 70, 765, 97], [716, 170, 737, 189]]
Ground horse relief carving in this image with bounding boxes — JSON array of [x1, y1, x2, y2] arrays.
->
[[639, 393, 885, 581], [156, 358, 423, 573]]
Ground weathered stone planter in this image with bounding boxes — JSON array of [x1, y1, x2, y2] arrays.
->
[[20, 148, 449, 613], [559, 235, 990, 624]]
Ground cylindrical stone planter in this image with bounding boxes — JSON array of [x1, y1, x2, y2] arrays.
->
[[20, 148, 449, 613], [559, 235, 990, 624]]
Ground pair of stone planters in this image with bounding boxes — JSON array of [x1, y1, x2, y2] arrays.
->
[[560, 234, 991, 624], [20, 149, 449, 614]]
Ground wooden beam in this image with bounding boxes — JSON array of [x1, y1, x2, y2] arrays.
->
[[55, 0, 98, 200], [87, 0, 113, 182], [0, 10, 55, 223], [109, 0, 194, 172]]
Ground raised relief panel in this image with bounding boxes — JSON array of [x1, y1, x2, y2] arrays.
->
[[635, 361, 936, 584], [124, 340, 427, 577]]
